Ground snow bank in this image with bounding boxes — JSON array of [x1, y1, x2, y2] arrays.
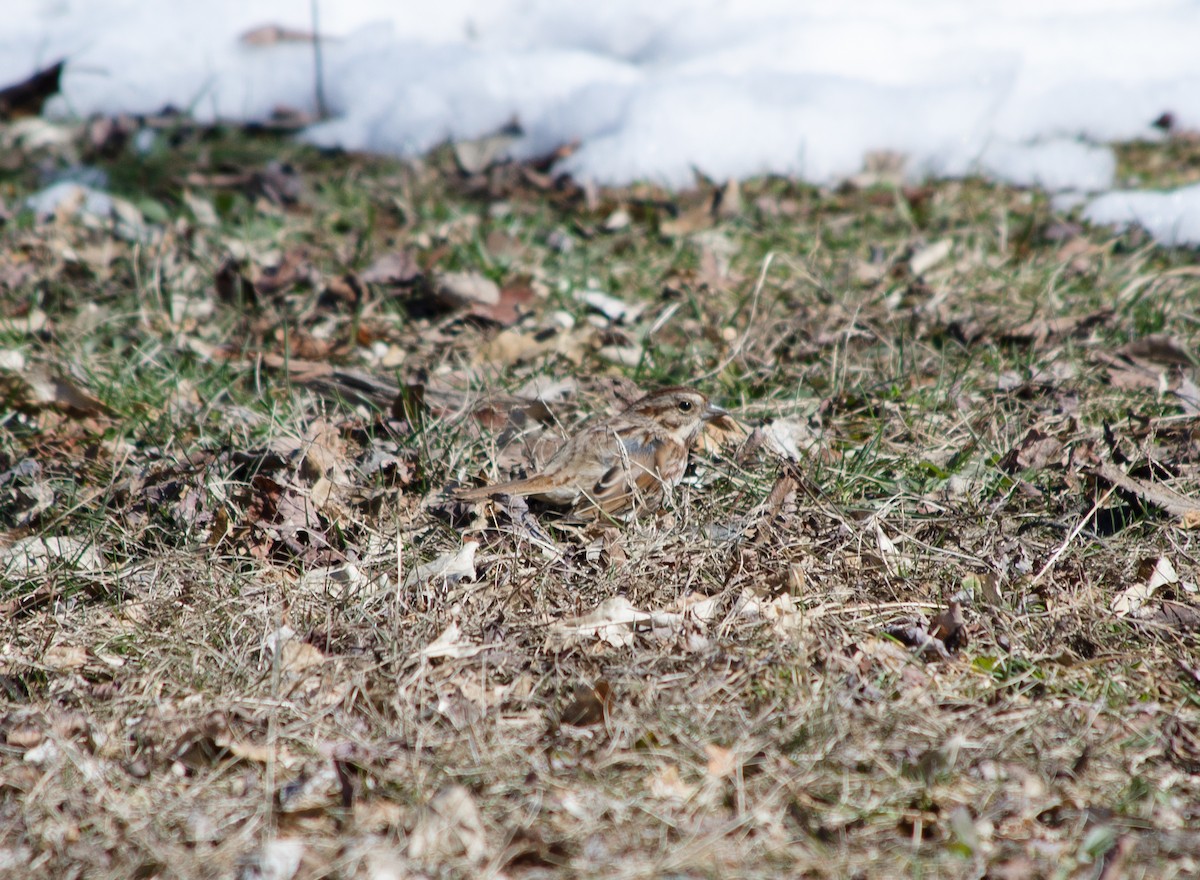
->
[[6, 0, 1200, 214]]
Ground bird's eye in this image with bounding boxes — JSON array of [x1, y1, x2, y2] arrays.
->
[[678, 399, 693, 412]]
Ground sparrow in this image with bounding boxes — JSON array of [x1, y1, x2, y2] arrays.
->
[[455, 386, 727, 518]]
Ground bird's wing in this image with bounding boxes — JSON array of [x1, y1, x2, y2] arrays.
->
[[583, 435, 677, 516]]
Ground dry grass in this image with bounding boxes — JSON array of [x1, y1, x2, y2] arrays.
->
[[0, 122, 1198, 879]]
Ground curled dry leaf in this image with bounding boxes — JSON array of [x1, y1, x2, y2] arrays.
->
[[646, 764, 698, 801], [264, 626, 326, 675], [999, 428, 1065, 473], [1001, 309, 1111, 347], [435, 271, 500, 309], [298, 563, 390, 601], [0, 364, 113, 417], [360, 250, 422, 286], [705, 744, 738, 779], [470, 280, 535, 326], [928, 598, 967, 652], [277, 764, 343, 813], [759, 418, 822, 462], [557, 680, 613, 728], [0, 60, 64, 120], [545, 596, 651, 651], [402, 541, 479, 589], [41, 644, 88, 672], [419, 621, 486, 661], [408, 785, 488, 863], [1092, 461, 1200, 519], [1113, 556, 1179, 617]]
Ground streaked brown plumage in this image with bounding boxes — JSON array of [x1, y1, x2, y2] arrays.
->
[[455, 387, 726, 517]]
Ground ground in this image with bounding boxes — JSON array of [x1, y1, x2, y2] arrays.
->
[[0, 115, 1199, 879]]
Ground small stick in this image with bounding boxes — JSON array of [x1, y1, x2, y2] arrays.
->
[[1031, 485, 1116, 586]]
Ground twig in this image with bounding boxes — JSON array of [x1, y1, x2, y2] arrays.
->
[[1031, 484, 1116, 586], [310, 0, 328, 119]]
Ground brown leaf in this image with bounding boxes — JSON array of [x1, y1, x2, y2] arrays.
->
[[254, 248, 312, 296], [711, 178, 742, 219], [999, 428, 1064, 473], [928, 599, 967, 652], [1092, 460, 1200, 518], [704, 744, 737, 779], [468, 280, 535, 326], [659, 205, 712, 238], [408, 785, 488, 863], [0, 60, 64, 120], [360, 250, 422, 286], [1148, 600, 1200, 631], [321, 273, 363, 309], [1118, 334, 1195, 367], [214, 257, 257, 306], [1163, 717, 1200, 772], [557, 680, 612, 728], [0, 366, 113, 417]]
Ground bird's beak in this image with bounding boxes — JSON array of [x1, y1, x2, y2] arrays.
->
[[703, 402, 728, 422]]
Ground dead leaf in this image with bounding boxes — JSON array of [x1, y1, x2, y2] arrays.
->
[[883, 624, 952, 660], [0, 61, 64, 120], [577, 289, 645, 324], [0, 364, 113, 417], [41, 644, 88, 672], [419, 621, 485, 661], [759, 418, 822, 461], [469, 280, 535, 326], [928, 599, 967, 651], [1093, 461, 1200, 518], [705, 744, 737, 779], [408, 785, 487, 863], [646, 764, 698, 801], [264, 626, 327, 675], [1, 536, 104, 576], [557, 680, 612, 728], [298, 419, 345, 482], [254, 248, 313, 296], [298, 563, 385, 601], [874, 522, 912, 576], [1119, 334, 1195, 367], [1000, 428, 1065, 473], [659, 205, 712, 238], [909, 238, 953, 276], [360, 250, 422, 286], [1112, 581, 1159, 618], [435, 271, 499, 309], [402, 541, 478, 589], [454, 127, 520, 175], [712, 178, 742, 219], [545, 597, 652, 651], [1149, 601, 1200, 631], [602, 208, 631, 232]]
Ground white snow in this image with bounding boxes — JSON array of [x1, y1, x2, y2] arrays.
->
[[1084, 184, 1200, 247], [6, 0, 1200, 242]]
